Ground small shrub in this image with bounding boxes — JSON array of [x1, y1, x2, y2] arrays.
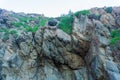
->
[[110, 30, 120, 45], [58, 15, 73, 34], [110, 36, 120, 45], [74, 10, 90, 17], [105, 7, 113, 13]]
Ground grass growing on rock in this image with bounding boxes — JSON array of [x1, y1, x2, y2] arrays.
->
[[39, 19, 47, 27], [10, 15, 48, 34], [11, 22, 23, 27], [0, 28, 18, 40], [58, 15, 73, 34], [25, 25, 39, 33], [110, 29, 120, 45], [58, 10, 90, 34], [74, 10, 90, 17]]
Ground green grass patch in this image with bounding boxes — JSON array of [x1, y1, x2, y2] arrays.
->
[[74, 10, 90, 17], [25, 25, 39, 33], [11, 22, 23, 27], [0, 28, 18, 40], [39, 19, 47, 26], [110, 30, 120, 45], [58, 15, 73, 34]]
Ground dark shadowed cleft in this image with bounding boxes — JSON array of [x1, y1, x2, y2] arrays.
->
[[116, 16, 120, 27], [88, 14, 101, 20], [0, 9, 3, 14]]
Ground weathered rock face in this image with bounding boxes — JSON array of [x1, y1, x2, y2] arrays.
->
[[0, 7, 120, 80], [0, 27, 88, 80]]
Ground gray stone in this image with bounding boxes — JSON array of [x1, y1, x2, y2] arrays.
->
[[74, 67, 88, 80], [0, 49, 5, 58], [56, 29, 71, 42], [105, 60, 119, 73], [99, 36, 109, 46], [116, 16, 120, 26], [88, 14, 101, 20], [20, 42, 31, 56], [91, 56, 103, 79], [44, 61, 63, 80], [108, 71, 120, 80], [7, 54, 23, 68]]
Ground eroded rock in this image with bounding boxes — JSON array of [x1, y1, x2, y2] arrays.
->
[[0, 7, 120, 80]]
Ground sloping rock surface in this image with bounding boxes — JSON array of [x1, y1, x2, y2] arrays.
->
[[0, 7, 120, 80]]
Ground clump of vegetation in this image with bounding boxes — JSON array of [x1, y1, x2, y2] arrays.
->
[[105, 7, 113, 13], [39, 19, 47, 26], [0, 28, 18, 40], [58, 15, 73, 34], [10, 16, 48, 34], [11, 22, 23, 27], [25, 25, 39, 33], [110, 29, 120, 45], [74, 10, 90, 17], [58, 10, 90, 34], [18, 17, 29, 23]]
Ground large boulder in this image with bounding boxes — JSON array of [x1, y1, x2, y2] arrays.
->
[[48, 19, 57, 26]]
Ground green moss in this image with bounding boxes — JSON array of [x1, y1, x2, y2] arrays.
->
[[58, 15, 73, 34], [74, 10, 90, 17]]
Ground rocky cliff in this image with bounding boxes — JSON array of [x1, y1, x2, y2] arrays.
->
[[0, 7, 120, 80]]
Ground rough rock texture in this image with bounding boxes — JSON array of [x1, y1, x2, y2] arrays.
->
[[48, 19, 57, 26], [0, 7, 120, 80]]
